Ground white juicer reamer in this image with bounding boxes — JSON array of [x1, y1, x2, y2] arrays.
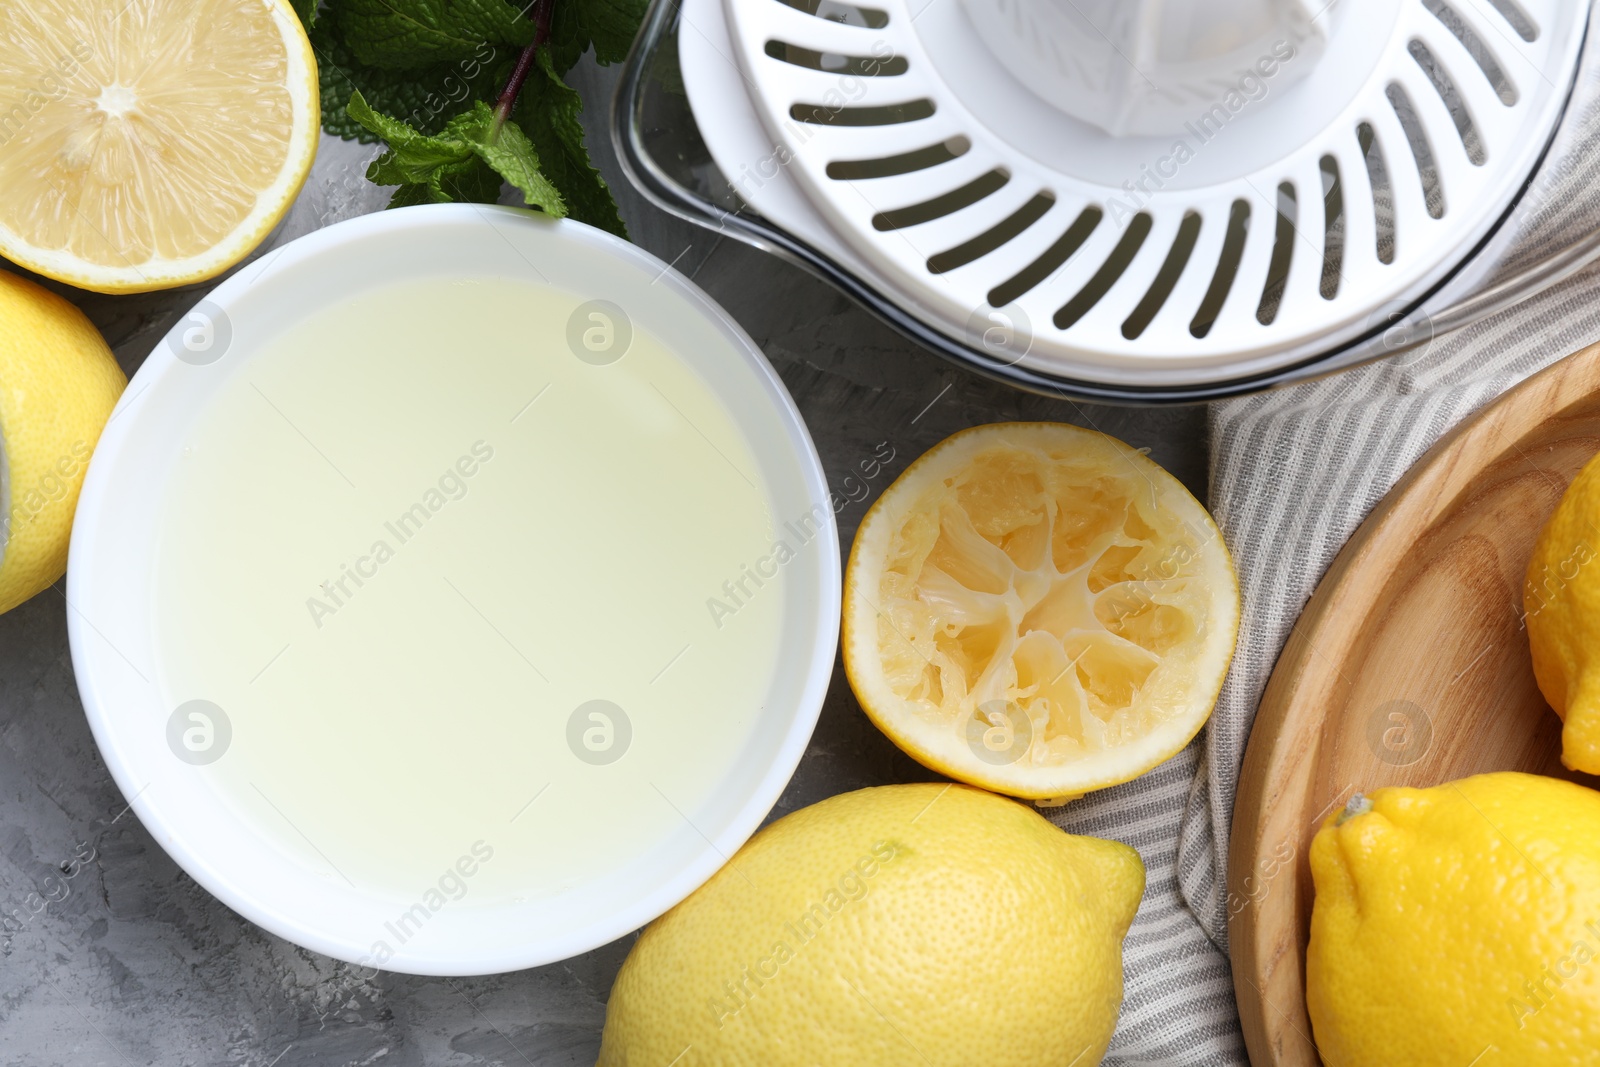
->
[[617, 0, 1596, 400]]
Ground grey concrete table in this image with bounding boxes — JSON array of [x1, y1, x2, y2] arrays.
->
[[0, 61, 1206, 1066]]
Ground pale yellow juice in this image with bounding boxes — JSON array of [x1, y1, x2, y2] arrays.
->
[[153, 277, 785, 913]]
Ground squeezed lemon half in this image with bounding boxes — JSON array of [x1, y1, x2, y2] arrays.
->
[[843, 423, 1239, 800], [0, 0, 318, 293]]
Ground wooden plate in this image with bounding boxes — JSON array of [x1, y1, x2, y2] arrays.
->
[[1229, 343, 1600, 1066]]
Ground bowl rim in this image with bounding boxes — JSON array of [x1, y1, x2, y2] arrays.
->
[[66, 202, 842, 975]]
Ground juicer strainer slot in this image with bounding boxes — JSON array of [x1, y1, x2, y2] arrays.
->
[[1387, 82, 1446, 219], [775, 0, 888, 29], [1486, 0, 1539, 40], [1409, 38, 1486, 165], [989, 207, 1105, 308], [929, 191, 1057, 276], [790, 98, 935, 124], [765, 38, 910, 74], [1057, 214, 1153, 330], [1423, 0, 1518, 105], [1124, 211, 1204, 341], [826, 136, 970, 179], [1320, 155, 1346, 301], [1258, 183, 1298, 327], [873, 169, 1010, 231], [1191, 201, 1252, 340], [1357, 123, 1396, 265]]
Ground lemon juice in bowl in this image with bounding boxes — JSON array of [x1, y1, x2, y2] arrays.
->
[[151, 274, 788, 932]]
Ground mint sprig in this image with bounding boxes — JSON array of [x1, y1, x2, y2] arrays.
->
[[302, 0, 643, 237]]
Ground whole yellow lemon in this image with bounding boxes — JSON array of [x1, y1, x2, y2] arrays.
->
[[0, 271, 125, 615], [599, 783, 1144, 1067], [1526, 453, 1600, 773], [1307, 771, 1600, 1065]]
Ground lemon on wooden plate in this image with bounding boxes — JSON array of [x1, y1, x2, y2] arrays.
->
[[1526, 450, 1600, 774], [599, 783, 1144, 1067], [1307, 772, 1600, 1065], [843, 423, 1239, 801], [0, 0, 318, 294], [0, 270, 126, 614]]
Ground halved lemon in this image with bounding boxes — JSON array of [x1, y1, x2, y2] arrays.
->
[[0, 0, 319, 294], [843, 423, 1239, 800]]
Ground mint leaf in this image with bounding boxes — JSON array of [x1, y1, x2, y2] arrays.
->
[[349, 92, 468, 162], [545, 4, 590, 76], [448, 105, 565, 212], [382, 161, 503, 206], [388, 182, 439, 209], [313, 9, 513, 140], [432, 157, 508, 203], [349, 93, 566, 216], [289, 0, 318, 30], [348, 91, 478, 205], [578, 0, 647, 65], [341, 0, 537, 70], [515, 49, 626, 236], [547, 0, 646, 74]]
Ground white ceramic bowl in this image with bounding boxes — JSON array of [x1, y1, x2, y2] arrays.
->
[[67, 204, 840, 975]]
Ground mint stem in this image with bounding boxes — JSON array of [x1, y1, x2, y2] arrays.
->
[[492, 0, 555, 135]]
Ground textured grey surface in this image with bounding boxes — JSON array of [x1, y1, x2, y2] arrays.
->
[[0, 59, 1206, 1066]]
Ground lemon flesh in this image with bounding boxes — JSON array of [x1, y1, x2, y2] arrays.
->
[[843, 422, 1239, 799], [0, 270, 125, 614], [1526, 450, 1600, 773], [0, 0, 318, 294], [1307, 772, 1600, 1065], [599, 783, 1144, 1067]]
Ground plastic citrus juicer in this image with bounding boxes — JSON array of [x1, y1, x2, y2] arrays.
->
[[616, 0, 1597, 401]]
